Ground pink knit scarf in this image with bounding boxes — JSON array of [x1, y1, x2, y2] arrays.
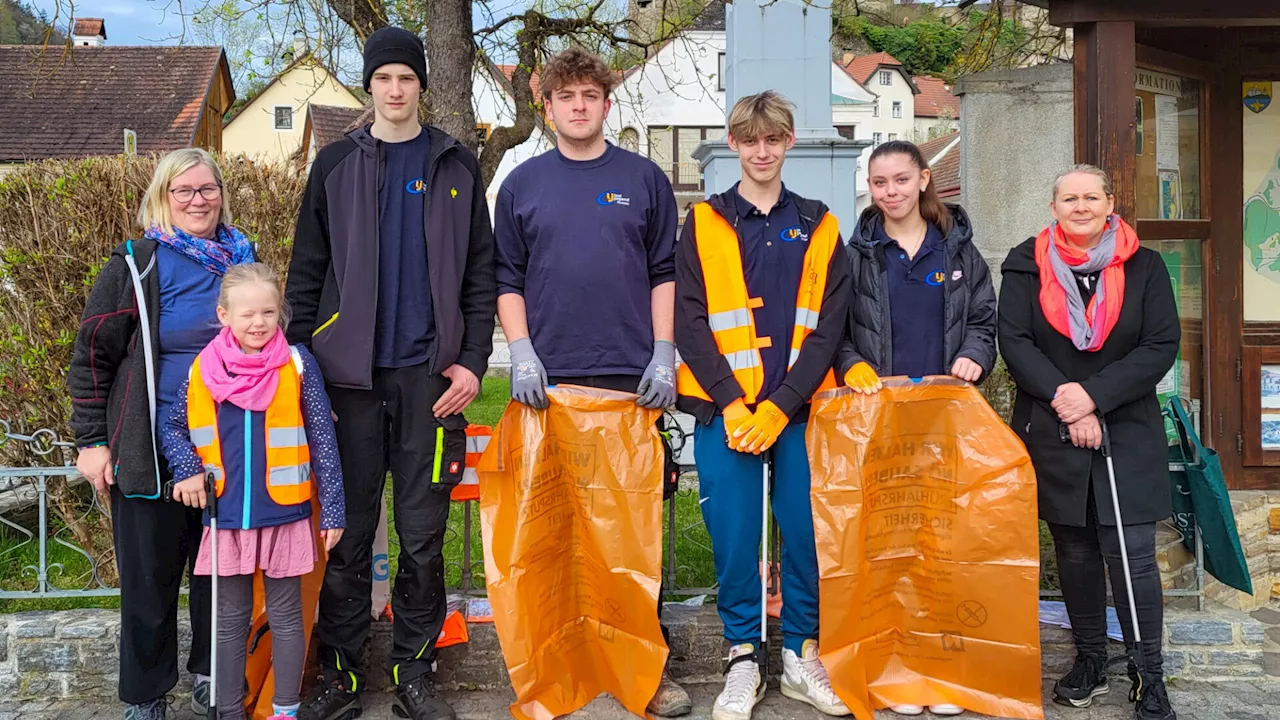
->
[[197, 327, 291, 411]]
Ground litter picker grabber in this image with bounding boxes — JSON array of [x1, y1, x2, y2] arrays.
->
[[760, 448, 773, 681], [1059, 416, 1150, 703], [207, 470, 219, 719]]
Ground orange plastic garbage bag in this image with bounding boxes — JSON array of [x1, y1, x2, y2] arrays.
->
[[245, 493, 329, 719], [807, 379, 1043, 720], [478, 386, 667, 720]]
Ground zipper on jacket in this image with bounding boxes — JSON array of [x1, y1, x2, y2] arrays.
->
[[421, 141, 455, 374], [313, 312, 339, 336], [242, 409, 252, 531]]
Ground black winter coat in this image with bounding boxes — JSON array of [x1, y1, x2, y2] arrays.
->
[[998, 237, 1180, 527], [836, 204, 997, 381]]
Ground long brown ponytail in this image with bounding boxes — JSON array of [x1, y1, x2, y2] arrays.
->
[[868, 140, 953, 235]]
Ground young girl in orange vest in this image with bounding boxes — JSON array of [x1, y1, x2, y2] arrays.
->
[[160, 262, 345, 720]]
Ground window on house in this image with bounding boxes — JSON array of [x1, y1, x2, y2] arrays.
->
[[879, 70, 892, 86], [476, 124, 492, 150], [834, 125, 856, 140], [872, 104, 879, 118], [892, 101, 902, 119], [648, 126, 717, 191], [618, 127, 640, 153], [888, 133, 898, 141], [717, 52, 726, 92], [872, 132, 882, 146], [273, 105, 293, 131]]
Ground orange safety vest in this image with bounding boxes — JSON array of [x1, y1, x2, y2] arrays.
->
[[677, 202, 839, 404], [187, 349, 313, 508], [449, 425, 492, 502]]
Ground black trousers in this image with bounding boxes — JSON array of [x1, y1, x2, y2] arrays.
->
[[112, 485, 211, 704], [1047, 490, 1165, 677], [548, 374, 672, 646], [317, 363, 466, 689]]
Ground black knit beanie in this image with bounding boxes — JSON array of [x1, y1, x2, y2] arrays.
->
[[362, 26, 427, 92]]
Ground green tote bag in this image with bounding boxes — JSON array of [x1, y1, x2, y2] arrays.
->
[[1166, 399, 1253, 594]]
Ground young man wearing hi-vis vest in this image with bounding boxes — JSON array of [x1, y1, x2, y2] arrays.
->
[[674, 91, 852, 720]]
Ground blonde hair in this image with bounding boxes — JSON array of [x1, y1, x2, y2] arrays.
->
[[136, 148, 233, 233], [727, 91, 795, 141], [218, 263, 290, 330], [1052, 163, 1114, 200]]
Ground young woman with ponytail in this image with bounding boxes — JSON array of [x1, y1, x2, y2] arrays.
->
[[837, 140, 997, 397], [834, 140, 998, 717]]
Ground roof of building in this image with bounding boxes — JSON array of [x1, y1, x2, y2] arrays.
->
[[919, 130, 961, 198], [498, 64, 541, 99], [914, 75, 959, 118], [72, 18, 105, 38], [0, 45, 232, 162], [309, 104, 366, 149], [841, 51, 920, 94], [690, 0, 727, 31]]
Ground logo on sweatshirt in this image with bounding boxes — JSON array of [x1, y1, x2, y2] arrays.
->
[[406, 178, 426, 194], [779, 226, 808, 243], [926, 271, 946, 286], [597, 191, 631, 206]]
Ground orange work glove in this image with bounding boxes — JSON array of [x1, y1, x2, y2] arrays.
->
[[733, 400, 789, 455], [844, 361, 883, 394], [722, 398, 752, 445]]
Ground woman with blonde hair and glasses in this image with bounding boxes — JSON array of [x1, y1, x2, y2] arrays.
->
[[68, 148, 255, 720], [999, 164, 1179, 720]]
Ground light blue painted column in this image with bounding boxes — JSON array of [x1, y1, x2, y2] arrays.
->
[[694, 0, 869, 232]]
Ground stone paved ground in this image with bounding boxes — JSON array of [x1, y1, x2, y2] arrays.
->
[[4, 679, 1278, 720]]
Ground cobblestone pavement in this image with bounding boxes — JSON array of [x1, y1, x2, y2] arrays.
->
[[4, 679, 1278, 720]]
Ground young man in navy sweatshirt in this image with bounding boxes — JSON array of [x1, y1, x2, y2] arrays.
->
[[492, 47, 688, 716]]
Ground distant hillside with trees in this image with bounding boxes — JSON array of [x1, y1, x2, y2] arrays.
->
[[0, 0, 64, 45]]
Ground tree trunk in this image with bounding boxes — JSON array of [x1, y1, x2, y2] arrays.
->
[[478, 13, 542, 189], [425, 0, 479, 155]]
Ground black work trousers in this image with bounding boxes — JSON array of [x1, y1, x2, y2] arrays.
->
[[112, 485, 211, 704], [548, 374, 672, 646], [316, 363, 467, 689], [1047, 490, 1165, 677]]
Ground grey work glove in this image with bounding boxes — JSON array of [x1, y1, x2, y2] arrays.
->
[[509, 338, 548, 409], [636, 340, 677, 409]]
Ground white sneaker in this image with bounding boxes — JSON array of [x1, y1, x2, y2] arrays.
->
[[890, 705, 925, 716], [712, 644, 764, 720], [928, 704, 964, 716], [780, 640, 851, 716]]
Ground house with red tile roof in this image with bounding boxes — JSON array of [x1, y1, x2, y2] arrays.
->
[[913, 76, 960, 142], [838, 51, 918, 148], [0, 22, 234, 173]]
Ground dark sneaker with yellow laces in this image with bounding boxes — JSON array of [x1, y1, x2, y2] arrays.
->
[[298, 679, 362, 720]]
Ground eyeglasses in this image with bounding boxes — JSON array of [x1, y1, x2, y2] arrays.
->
[[169, 184, 223, 203]]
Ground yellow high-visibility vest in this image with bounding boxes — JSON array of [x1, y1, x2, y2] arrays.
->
[[677, 202, 838, 404]]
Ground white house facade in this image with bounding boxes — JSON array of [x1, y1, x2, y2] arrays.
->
[[605, 24, 878, 210]]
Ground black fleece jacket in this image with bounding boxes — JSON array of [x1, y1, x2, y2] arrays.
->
[[675, 189, 851, 425], [285, 124, 496, 389]]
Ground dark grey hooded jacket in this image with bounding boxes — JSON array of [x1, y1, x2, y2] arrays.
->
[[285, 124, 496, 389], [836, 203, 997, 382]]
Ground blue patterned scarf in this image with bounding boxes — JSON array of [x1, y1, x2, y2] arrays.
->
[[144, 223, 254, 276]]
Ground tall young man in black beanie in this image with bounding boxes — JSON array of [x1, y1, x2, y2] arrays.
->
[[287, 25, 496, 720]]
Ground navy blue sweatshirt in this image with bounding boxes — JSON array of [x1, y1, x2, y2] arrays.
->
[[493, 144, 678, 377]]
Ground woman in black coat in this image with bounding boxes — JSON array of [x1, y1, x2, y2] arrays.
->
[[998, 164, 1179, 720]]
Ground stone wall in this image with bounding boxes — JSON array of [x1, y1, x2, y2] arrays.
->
[[953, 64, 1075, 291], [3, 605, 1276, 702]]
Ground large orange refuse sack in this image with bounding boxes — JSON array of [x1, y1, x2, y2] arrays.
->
[[807, 379, 1043, 720], [478, 386, 667, 720], [244, 493, 329, 719]]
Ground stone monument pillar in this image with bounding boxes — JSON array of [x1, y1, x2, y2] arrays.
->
[[694, 0, 869, 229]]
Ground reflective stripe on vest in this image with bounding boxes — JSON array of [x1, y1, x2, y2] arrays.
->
[[449, 425, 492, 503], [187, 347, 313, 512], [677, 202, 840, 403]]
